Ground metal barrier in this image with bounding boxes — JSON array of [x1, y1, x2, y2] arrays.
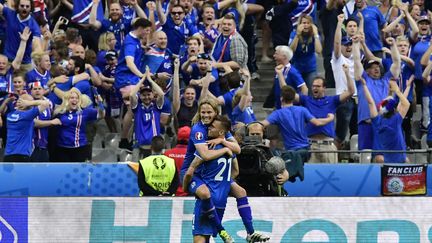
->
[[303, 149, 431, 164]]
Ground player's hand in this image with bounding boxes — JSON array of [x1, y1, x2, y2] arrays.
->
[[182, 171, 193, 193], [206, 137, 224, 149], [224, 147, 233, 157], [327, 113, 335, 121], [276, 169, 289, 185]]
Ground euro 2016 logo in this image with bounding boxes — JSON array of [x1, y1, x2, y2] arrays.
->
[[387, 177, 404, 194], [195, 132, 203, 141]]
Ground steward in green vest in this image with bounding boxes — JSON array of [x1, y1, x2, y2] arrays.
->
[[138, 136, 179, 196]]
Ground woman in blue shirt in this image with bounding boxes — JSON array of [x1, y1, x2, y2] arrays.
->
[[289, 14, 322, 90], [96, 32, 117, 70], [53, 87, 105, 162], [361, 78, 411, 163], [26, 52, 51, 92], [231, 71, 256, 125]]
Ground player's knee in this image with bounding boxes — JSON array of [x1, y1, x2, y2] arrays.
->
[[196, 184, 211, 199], [231, 183, 247, 198], [193, 235, 208, 243]]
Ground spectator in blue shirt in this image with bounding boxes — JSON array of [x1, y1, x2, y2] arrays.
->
[[413, 16, 431, 129], [353, 0, 387, 55], [298, 68, 354, 163], [211, 14, 248, 71], [198, 4, 219, 53], [262, 85, 334, 164], [4, 94, 50, 162], [26, 52, 51, 93], [129, 67, 165, 157], [184, 53, 221, 98], [0, 26, 30, 95], [29, 82, 61, 162], [96, 32, 117, 70], [270, 45, 307, 109], [53, 87, 105, 162], [361, 78, 411, 163], [0, 0, 42, 68], [157, 2, 201, 55], [353, 35, 401, 163], [89, 0, 147, 51], [363, 36, 415, 148], [289, 14, 322, 89], [231, 69, 256, 125], [141, 31, 173, 94], [115, 18, 152, 151]]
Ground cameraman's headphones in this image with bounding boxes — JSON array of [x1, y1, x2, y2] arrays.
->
[[245, 121, 266, 139]]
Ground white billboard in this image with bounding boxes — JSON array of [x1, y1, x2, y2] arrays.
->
[[19, 197, 432, 242]]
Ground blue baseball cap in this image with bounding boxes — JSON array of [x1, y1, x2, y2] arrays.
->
[[341, 36, 352, 46]]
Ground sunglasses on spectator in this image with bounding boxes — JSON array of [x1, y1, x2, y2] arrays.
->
[[197, 53, 211, 60], [171, 11, 184, 15]]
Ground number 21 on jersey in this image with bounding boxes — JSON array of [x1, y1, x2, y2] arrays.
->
[[215, 157, 232, 181]]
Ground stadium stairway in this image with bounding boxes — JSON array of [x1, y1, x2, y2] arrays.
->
[[251, 29, 328, 120]]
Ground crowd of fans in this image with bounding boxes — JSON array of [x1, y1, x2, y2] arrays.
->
[[1, 0, 432, 167]]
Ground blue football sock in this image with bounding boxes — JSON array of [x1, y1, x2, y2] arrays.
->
[[237, 196, 254, 234], [202, 198, 224, 232]]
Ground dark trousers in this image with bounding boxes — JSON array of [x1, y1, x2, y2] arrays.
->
[[281, 148, 310, 164], [30, 147, 49, 162], [402, 103, 414, 148], [335, 98, 358, 142], [4, 154, 30, 162], [241, 15, 258, 73], [56, 146, 88, 162]]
